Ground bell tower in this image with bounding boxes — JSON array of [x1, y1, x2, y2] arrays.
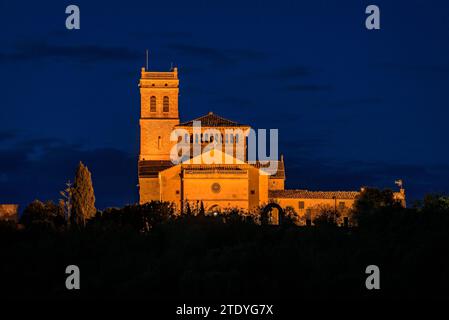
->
[[139, 66, 180, 160]]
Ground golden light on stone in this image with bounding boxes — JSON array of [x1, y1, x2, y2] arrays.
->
[[137, 65, 406, 218]]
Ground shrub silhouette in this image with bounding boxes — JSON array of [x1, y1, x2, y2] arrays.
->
[[2, 190, 449, 300], [20, 200, 65, 230]]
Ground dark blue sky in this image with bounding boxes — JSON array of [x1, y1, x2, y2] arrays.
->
[[1, 0, 448, 209]]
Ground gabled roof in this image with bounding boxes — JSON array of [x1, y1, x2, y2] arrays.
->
[[269, 190, 360, 200], [176, 112, 248, 127], [181, 148, 246, 166], [251, 159, 285, 179], [138, 160, 174, 178]]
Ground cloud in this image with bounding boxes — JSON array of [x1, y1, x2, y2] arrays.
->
[[327, 97, 383, 108], [0, 136, 137, 211], [281, 136, 329, 155], [0, 130, 17, 143], [2, 135, 447, 211], [0, 148, 28, 173], [165, 43, 266, 67], [377, 63, 449, 78], [307, 97, 384, 111], [17, 137, 66, 149], [250, 111, 304, 126], [259, 66, 314, 79], [285, 156, 449, 203], [131, 31, 193, 40], [0, 42, 141, 64], [210, 96, 254, 108], [283, 84, 333, 92]]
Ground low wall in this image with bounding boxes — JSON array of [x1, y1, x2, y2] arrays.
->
[[0, 204, 19, 222]]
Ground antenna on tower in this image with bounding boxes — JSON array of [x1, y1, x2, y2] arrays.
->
[[145, 49, 149, 71], [170, 62, 173, 70]]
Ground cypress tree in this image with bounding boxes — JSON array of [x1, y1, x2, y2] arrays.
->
[[71, 162, 96, 226], [199, 201, 205, 216], [185, 202, 192, 216]]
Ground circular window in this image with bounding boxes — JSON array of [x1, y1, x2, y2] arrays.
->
[[211, 183, 221, 193]]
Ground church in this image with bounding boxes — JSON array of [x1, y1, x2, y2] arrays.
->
[[137, 66, 405, 218]]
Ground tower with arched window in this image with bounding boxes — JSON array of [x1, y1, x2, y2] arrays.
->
[[138, 66, 179, 161], [136, 63, 402, 216]]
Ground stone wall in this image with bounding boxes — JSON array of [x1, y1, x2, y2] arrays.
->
[[0, 204, 19, 222]]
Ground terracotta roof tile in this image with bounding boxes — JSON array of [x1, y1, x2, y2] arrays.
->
[[176, 112, 248, 127], [138, 160, 173, 177], [182, 164, 246, 171], [269, 189, 359, 199]]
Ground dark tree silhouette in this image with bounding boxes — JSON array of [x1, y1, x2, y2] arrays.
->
[[20, 200, 65, 229], [312, 205, 339, 227], [199, 201, 205, 216], [352, 187, 402, 227], [185, 202, 192, 216], [4, 190, 449, 300], [71, 162, 96, 226], [421, 194, 449, 212]]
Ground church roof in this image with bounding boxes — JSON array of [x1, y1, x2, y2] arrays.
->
[[251, 160, 285, 179], [176, 112, 248, 127], [269, 189, 359, 200], [182, 164, 248, 175], [139, 160, 286, 179], [138, 160, 174, 177]]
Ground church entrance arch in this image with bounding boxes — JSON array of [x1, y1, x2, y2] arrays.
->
[[261, 203, 284, 225], [208, 204, 221, 216]]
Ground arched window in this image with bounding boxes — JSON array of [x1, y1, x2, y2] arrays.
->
[[163, 96, 169, 112], [195, 134, 199, 144], [235, 134, 239, 143], [150, 96, 156, 112]]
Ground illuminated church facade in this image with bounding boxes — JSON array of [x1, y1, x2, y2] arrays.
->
[[137, 66, 405, 217]]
